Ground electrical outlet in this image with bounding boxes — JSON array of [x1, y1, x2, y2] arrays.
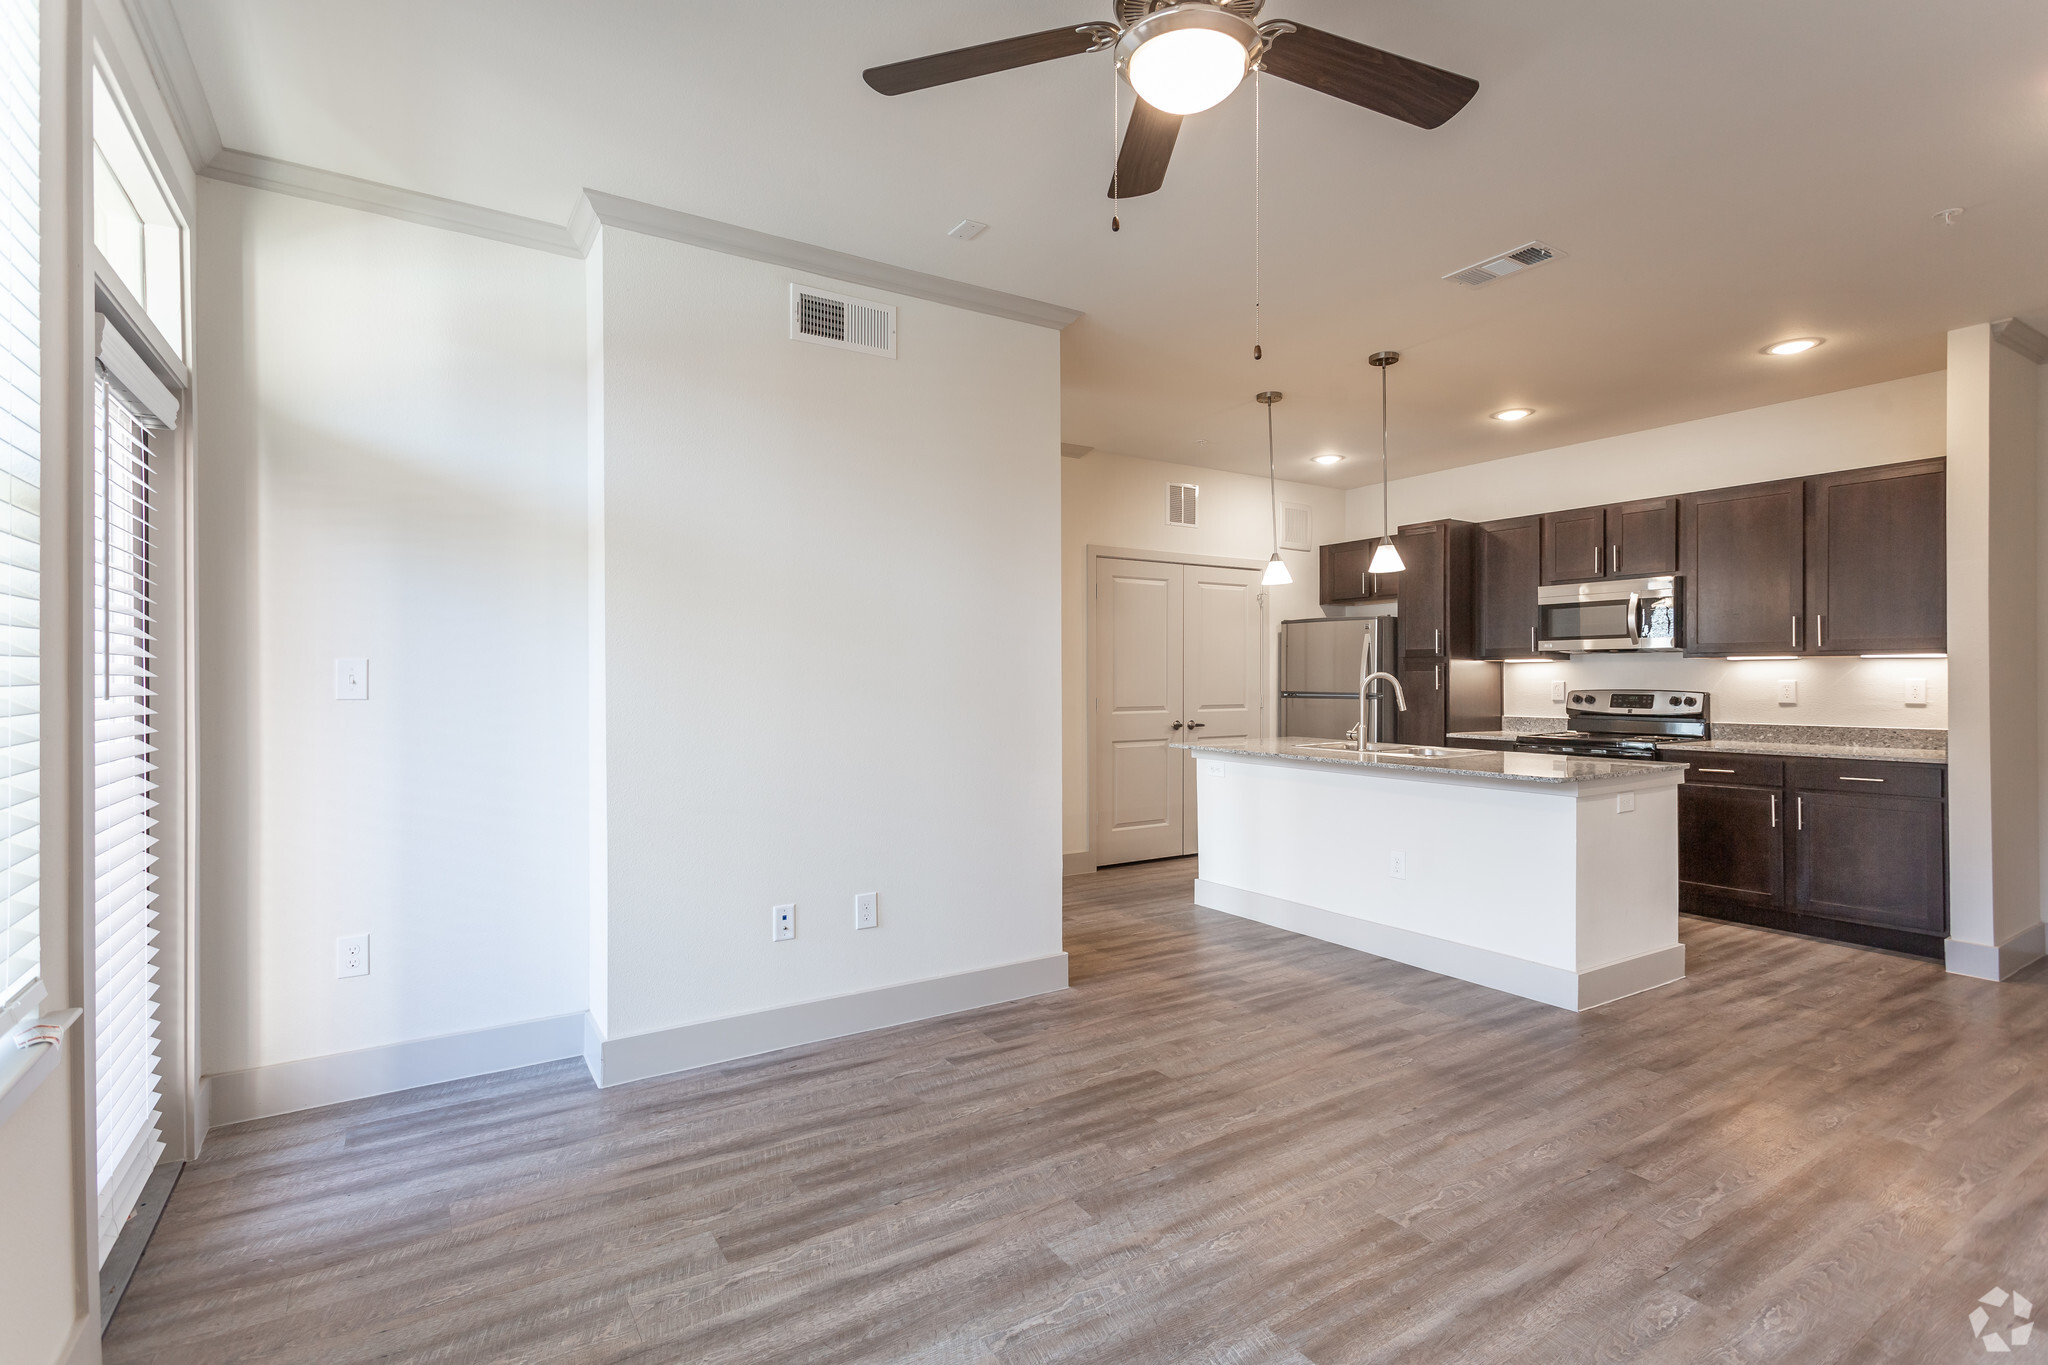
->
[[772, 904, 795, 942], [334, 657, 368, 700], [854, 892, 878, 930], [1550, 680, 1567, 704], [1905, 677, 1928, 706], [1776, 679, 1798, 705], [1389, 851, 1406, 880], [1616, 791, 1636, 814], [336, 933, 369, 978]]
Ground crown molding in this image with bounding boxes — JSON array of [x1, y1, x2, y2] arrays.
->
[[580, 190, 1082, 330], [119, 0, 222, 167], [202, 149, 585, 256], [1991, 317, 2048, 365]]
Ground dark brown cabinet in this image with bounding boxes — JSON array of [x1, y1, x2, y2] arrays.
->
[[1681, 477, 1807, 656], [1318, 538, 1395, 605], [1673, 752, 1947, 956], [1394, 659, 1503, 748], [1397, 658, 1445, 747], [1539, 499, 1679, 585], [1393, 520, 1475, 660], [1477, 515, 1549, 659], [1806, 459, 1945, 654]]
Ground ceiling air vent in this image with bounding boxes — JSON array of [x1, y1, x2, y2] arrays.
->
[[1167, 483, 1199, 527], [1444, 242, 1562, 288], [790, 284, 896, 358]]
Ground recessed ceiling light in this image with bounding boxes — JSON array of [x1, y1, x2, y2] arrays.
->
[[1763, 337, 1823, 356], [1491, 408, 1534, 422], [1312, 453, 1343, 465]]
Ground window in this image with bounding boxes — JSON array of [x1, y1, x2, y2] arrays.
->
[[93, 362, 163, 1249], [91, 69, 181, 356], [0, 0, 40, 1042]]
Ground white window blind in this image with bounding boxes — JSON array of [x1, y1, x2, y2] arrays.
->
[[0, 0, 41, 1039], [93, 370, 161, 1251]]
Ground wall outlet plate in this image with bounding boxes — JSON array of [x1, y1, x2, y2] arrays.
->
[[1616, 791, 1636, 814], [1550, 680, 1567, 704], [772, 904, 795, 941], [1776, 679, 1798, 705], [1389, 851, 1406, 879], [336, 933, 369, 978], [1905, 677, 1928, 706], [854, 892, 877, 930]]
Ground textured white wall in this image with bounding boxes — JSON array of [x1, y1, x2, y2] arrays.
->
[[590, 228, 1062, 1042], [1060, 451, 1348, 856], [1345, 373, 1950, 729], [194, 182, 591, 1073]]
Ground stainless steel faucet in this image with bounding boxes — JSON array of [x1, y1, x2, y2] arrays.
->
[[1354, 671, 1409, 752]]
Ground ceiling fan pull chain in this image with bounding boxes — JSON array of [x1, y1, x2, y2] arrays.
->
[[1109, 40, 1121, 231], [1252, 65, 1261, 359]]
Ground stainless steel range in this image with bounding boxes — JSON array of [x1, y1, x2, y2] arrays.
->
[[1516, 688, 1711, 759]]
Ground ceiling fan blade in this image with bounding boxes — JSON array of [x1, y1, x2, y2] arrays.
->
[[864, 26, 1101, 96], [1259, 23, 1478, 129], [1109, 97, 1182, 199]]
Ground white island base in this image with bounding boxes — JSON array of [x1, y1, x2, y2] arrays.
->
[[1189, 744, 1688, 1011]]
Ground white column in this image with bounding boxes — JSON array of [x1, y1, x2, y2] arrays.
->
[[1944, 321, 2047, 978]]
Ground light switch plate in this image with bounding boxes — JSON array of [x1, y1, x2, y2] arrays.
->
[[1776, 679, 1798, 705], [335, 657, 368, 700], [772, 904, 795, 941], [855, 892, 878, 930], [336, 933, 369, 978], [1550, 680, 1567, 704], [1905, 677, 1928, 706]]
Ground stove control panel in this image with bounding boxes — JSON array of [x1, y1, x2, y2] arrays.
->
[[1565, 690, 1708, 718]]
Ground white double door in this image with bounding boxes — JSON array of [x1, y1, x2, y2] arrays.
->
[[1093, 558, 1265, 866]]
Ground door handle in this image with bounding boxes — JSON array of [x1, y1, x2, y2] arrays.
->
[[1186, 721, 1207, 729], [1770, 794, 1778, 827], [1170, 720, 1184, 730]]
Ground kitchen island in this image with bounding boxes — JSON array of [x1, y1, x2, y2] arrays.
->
[[1180, 738, 1688, 1011]]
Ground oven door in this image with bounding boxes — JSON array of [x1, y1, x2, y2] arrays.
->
[[1536, 578, 1680, 652]]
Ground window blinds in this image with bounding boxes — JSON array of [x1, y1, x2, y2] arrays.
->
[[0, 0, 40, 1038], [93, 372, 161, 1249]]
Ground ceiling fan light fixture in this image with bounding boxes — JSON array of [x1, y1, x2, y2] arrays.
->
[[1119, 7, 1256, 116]]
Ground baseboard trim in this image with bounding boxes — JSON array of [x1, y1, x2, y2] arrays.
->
[[1945, 921, 2048, 981], [1194, 878, 1684, 1012], [591, 954, 1070, 1088], [204, 1013, 587, 1127], [1062, 852, 1098, 876]]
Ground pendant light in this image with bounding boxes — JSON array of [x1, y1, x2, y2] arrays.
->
[[1367, 350, 1405, 574], [1257, 390, 1291, 585]]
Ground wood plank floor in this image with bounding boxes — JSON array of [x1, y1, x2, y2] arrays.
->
[[107, 858, 2048, 1364]]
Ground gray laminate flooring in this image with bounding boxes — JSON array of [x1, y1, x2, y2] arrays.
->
[[106, 858, 2048, 1363]]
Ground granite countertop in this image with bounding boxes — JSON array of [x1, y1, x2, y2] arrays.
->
[[1177, 737, 1679, 786], [1447, 728, 1948, 766]]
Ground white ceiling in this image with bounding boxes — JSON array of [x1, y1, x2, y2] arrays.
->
[[168, 0, 2048, 487]]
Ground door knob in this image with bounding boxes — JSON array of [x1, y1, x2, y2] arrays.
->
[[1187, 721, 1207, 729], [1170, 721, 1184, 730]]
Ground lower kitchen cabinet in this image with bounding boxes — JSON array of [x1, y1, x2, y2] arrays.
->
[[1674, 754, 1947, 956], [1397, 658, 1502, 747]]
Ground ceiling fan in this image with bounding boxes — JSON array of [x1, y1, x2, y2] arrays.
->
[[862, 1, 1479, 198]]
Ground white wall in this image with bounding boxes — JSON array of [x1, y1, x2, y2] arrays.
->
[[1061, 450, 1348, 856], [1346, 373, 1950, 730], [588, 227, 1063, 1045], [194, 181, 590, 1076]]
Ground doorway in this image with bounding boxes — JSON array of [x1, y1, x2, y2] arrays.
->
[[1089, 552, 1267, 867]]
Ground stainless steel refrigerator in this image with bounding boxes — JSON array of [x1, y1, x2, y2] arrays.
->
[[1279, 616, 1400, 741]]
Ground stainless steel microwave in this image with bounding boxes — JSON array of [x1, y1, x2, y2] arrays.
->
[[1536, 576, 1681, 653]]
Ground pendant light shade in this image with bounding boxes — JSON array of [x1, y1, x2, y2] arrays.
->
[[1368, 350, 1405, 574], [1256, 390, 1290, 587]]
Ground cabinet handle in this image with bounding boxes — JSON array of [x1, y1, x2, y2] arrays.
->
[[1839, 775, 1884, 783], [1815, 614, 1825, 649], [1594, 545, 1602, 576], [1434, 628, 1442, 653], [1434, 664, 1442, 690], [1530, 626, 1537, 651], [1611, 543, 1618, 573], [1362, 572, 1371, 596], [1770, 794, 1778, 827], [1796, 795, 1804, 830], [1698, 768, 1737, 774]]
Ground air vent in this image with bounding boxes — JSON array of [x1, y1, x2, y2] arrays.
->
[[1280, 502, 1312, 552], [1444, 241, 1562, 288], [790, 284, 896, 358], [1167, 483, 1199, 527]]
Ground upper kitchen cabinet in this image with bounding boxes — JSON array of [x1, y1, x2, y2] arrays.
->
[[1539, 498, 1678, 584], [1318, 537, 1396, 605], [1393, 520, 1476, 658], [1806, 459, 1945, 654], [1476, 515, 1549, 659], [1681, 477, 1807, 656]]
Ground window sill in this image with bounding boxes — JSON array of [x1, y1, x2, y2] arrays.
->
[[0, 1008, 82, 1132]]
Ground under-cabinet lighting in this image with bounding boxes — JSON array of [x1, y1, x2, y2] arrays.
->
[[1861, 652, 1946, 659], [1501, 658, 1556, 664], [1726, 655, 1797, 661]]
